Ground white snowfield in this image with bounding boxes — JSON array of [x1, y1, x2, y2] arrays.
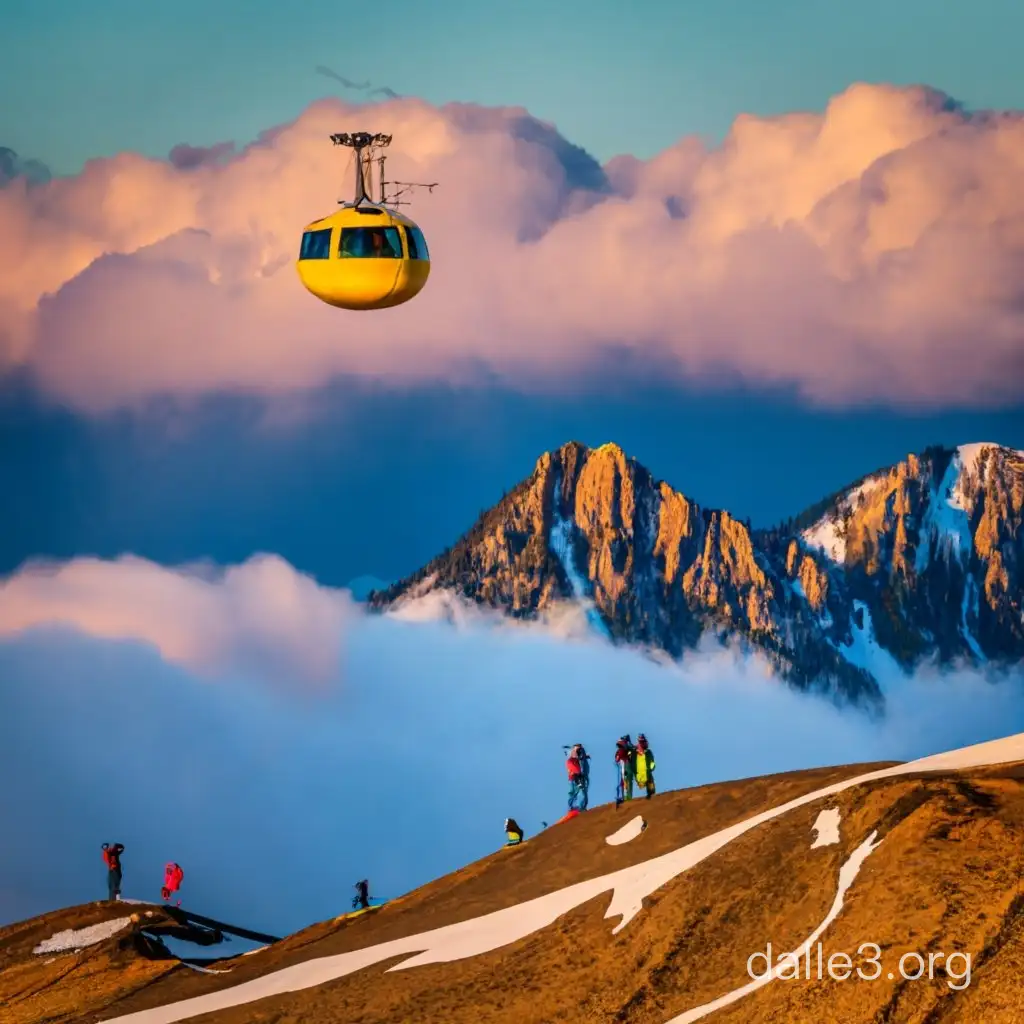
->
[[99, 731, 1024, 1024], [34, 917, 135, 955], [606, 815, 646, 845], [810, 808, 841, 849]]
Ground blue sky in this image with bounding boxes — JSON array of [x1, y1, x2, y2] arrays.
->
[[5, 0, 1024, 174], [3, 380, 1022, 587]]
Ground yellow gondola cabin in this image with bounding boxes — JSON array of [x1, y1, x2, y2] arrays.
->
[[296, 131, 434, 311]]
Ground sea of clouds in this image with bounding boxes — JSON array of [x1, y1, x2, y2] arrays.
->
[[1, 553, 1021, 939]]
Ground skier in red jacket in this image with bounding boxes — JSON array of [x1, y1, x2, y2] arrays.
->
[[161, 862, 184, 903], [615, 735, 636, 806], [566, 743, 590, 811], [101, 843, 124, 901]]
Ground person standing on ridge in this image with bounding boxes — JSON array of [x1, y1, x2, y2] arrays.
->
[[101, 842, 124, 901], [353, 879, 370, 910], [615, 736, 635, 806], [504, 818, 524, 845], [566, 745, 586, 812], [634, 734, 656, 799], [575, 744, 591, 810]]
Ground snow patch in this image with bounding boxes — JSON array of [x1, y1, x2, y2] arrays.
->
[[961, 576, 986, 662], [810, 808, 841, 848], [801, 520, 846, 564], [954, 442, 1022, 481], [956, 443, 990, 479], [606, 816, 646, 846], [549, 515, 611, 640], [801, 480, 880, 563], [835, 600, 904, 682], [34, 916, 134, 954], [915, 450, 974, 572], [549, 518, 588, 599], [99, 730, 1024, 1024], [665, 831, 882, 1023]]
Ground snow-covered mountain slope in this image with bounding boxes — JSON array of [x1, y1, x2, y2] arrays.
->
[[369, 441, 1024, 705], [796, 442, 1024, 671]]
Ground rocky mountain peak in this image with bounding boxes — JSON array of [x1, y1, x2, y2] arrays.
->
[[368, 440, 1024, 708]]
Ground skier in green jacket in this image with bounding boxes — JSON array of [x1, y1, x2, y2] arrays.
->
[[634, 733, 656, 799]]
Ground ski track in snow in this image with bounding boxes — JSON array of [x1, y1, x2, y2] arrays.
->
[[34, 917, 134, 954], [810, 808, 841, 848], [606, 815, 646, 845], [664, 831, 882, 1023], [98, 731, 1024, 1024]]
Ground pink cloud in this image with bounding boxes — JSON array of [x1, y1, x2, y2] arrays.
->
[[0, 554, 351, 686], [1, 83, 1023, 412]]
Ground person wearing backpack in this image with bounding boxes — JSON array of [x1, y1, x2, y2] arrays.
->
[[615, 735, 635, 806], [353, 879, 371, 910], [101, 842, 125, 901], [634, 734, 656, 799], [566, 745, 586, 812], [504, 817, 524, 846], [575, 744, 591, 810]]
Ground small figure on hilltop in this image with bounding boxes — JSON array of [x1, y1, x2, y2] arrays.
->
[[577, 744, 591, 807], [353, 879, 371, 910], [504, 817, 524, 846], [161, 862, 184, 905], [615, 735, 635, 806], [635, 733, 656, 799], [101, 842, 125, 901], [566, 743, 590, 812]]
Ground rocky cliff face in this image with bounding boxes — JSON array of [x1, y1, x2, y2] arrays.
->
[[792, 442, 1024, 667], [368, 441, 1024, 706]]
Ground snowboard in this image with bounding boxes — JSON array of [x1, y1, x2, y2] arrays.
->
[[333, 903, 384, 924]]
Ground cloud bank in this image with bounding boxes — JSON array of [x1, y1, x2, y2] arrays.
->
[[0, 554, 350, 687], [1, 553, 1022, 938], [1, 84, 1022, 413]]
